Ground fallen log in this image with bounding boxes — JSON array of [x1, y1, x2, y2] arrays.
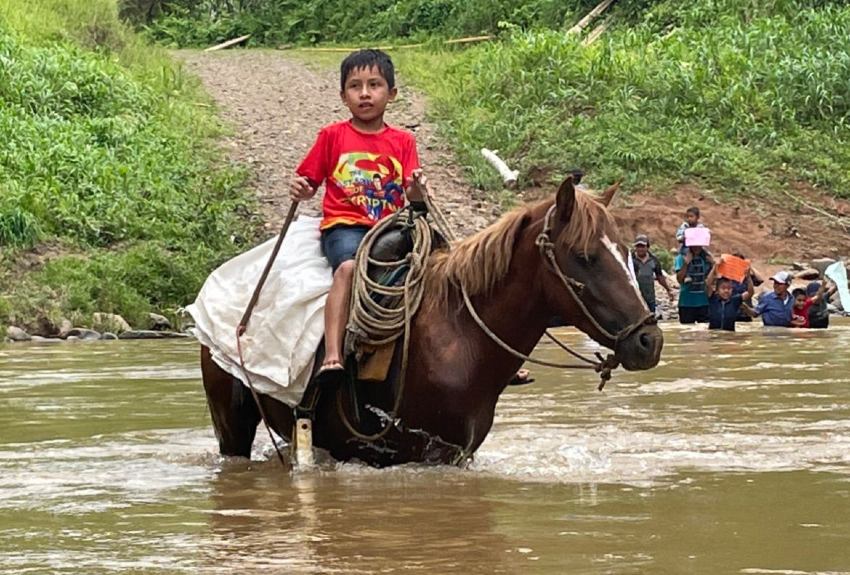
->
[[481, 148, 519, 186], [204, 34, 251, 52], [780, 188, 850, 232], [293, 35, 494, 53], [568, 0, 618, 35], [582, 16, 613, 46]]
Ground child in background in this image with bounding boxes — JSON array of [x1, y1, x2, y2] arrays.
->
[[790, 283, 826, 328], [675, 206, 705, 255], [807, 280, 838, 329], [705, 258, 753, 331]]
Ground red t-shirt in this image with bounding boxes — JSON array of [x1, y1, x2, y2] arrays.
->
[[296, 120, 420, 230], [791, 298, 814, 328]]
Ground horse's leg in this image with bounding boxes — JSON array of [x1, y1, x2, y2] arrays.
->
[[200, 345, 261, 457]]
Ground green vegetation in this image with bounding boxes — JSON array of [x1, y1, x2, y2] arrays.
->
[[144, 0, 850, 200], [393, 1, 850, 196], [0, 0, 254, 330], [136, 0, 598, 46]]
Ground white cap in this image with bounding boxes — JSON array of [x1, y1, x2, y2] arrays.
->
[[770, 271, 792, 284]]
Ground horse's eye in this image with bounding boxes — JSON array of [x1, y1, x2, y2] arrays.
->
[[576, 252, 596, 264]]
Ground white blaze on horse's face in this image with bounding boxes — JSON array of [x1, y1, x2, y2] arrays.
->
[[602, 235, 649, 311]]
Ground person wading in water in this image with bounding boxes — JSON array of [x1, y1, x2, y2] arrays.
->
[[630, 234, 674, 316]]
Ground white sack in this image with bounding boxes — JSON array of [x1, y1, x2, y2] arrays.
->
[[186, 216, 332, 406], [825, 261, 850, 312]]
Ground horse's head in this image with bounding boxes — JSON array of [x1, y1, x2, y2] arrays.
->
[[538, 176, 663, 371]]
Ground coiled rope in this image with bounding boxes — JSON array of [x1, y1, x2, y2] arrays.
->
[[347, 211, 433, 348], [338, 207, 434, 441]]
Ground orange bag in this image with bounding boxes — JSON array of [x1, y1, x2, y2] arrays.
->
[[716, 254, 750, 283]]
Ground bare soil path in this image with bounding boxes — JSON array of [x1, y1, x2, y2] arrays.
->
[[179, 49, 498, 236]]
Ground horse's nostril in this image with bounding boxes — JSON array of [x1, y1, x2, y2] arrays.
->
[[639, 332, 651, 349]]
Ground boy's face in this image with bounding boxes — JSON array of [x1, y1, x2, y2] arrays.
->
[[794, 294, 807, 308], [686, 212, 699, 226], [341, 65, 396, 126], [717, 281, 733, 300], [634, 244, 648, 258]]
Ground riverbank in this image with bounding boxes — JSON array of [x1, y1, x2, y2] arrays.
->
[[0, 0, 257, 334], [140, 2, 850, 200]]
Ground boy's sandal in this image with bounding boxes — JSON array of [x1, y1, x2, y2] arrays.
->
[[314, 362, 346, 385]]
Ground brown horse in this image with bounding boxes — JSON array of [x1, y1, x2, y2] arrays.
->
[[200, 176, 663, 466]]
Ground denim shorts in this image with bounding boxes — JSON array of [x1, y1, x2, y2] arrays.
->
[[320, 225, 370, 272]]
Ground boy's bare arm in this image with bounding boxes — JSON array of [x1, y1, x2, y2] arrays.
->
[[705, 259, 718, 297]]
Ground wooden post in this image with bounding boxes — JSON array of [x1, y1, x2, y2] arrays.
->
[[293, 418, 315, 468]]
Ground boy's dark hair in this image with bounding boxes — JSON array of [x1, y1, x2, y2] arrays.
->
[[717, 277, 733, 287], [340, 49, 395, 91], [568, 168, 584, 185], [686, 206, 700, 217], [792, 288, 806, 299]]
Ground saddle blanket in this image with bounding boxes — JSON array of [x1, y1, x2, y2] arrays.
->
[[186, 216, 332, 407]]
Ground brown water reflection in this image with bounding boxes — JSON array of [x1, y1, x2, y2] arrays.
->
[[1, 322, 849, 574]]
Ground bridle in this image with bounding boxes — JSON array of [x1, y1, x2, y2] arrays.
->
[[461, 204, 657, 389], [535, 204, 657, 349]]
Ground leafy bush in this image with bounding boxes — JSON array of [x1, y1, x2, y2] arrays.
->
[[137, 0, 600, 46], [0, 0, 255, 327]]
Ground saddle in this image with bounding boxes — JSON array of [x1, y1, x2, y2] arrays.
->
[[297, 207, 446, 428]]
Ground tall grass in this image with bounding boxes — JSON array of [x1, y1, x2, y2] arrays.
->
[[137, 0, 599, 46], [397, 1, 850, 196], [0, 0, 255, 329]]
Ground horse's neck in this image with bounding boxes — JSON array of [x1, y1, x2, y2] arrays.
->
[[461, 220, 551, 383]]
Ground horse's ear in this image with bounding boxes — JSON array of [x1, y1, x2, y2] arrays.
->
[[555, 175, 576, 223], [599, 180, 621, 207]]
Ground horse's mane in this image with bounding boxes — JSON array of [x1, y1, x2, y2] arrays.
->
[[425, 190, 614, 305]]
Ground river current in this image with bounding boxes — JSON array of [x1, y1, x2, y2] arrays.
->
[[1, 321, 848, 574]]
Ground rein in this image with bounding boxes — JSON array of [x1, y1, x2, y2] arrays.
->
[[461, 204, 656, 390]]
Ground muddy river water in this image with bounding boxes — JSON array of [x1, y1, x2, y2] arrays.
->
[[1, 321, 849, 574]]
